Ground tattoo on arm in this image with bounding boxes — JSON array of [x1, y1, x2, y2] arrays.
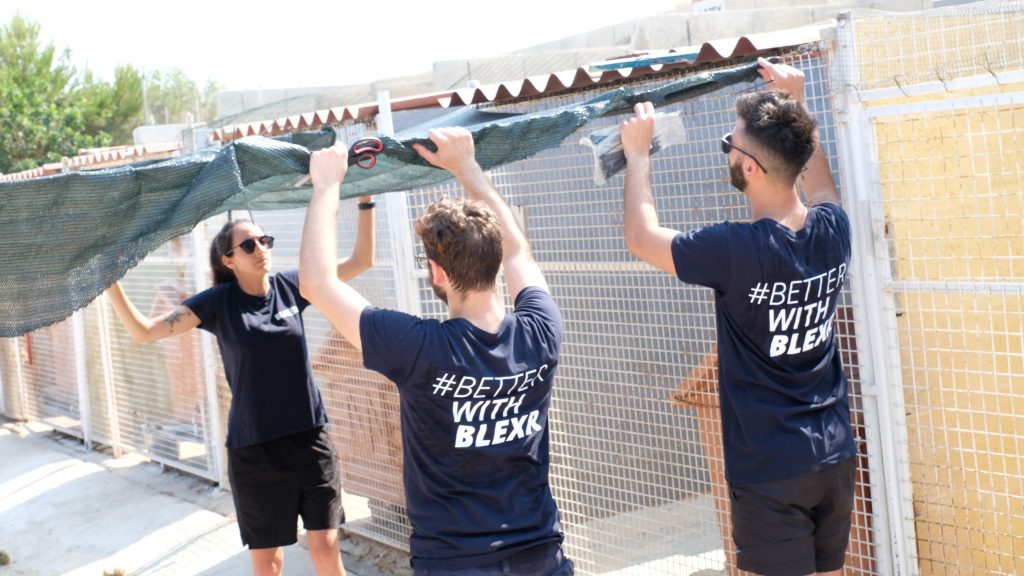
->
[[165, 309, 187, 332]]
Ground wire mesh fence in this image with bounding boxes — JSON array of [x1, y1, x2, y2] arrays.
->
[[848, 0, 1024, 93], [0, 50, 873, 575], [862, 58, 1024, 576], [833, 4, 1024, 574]]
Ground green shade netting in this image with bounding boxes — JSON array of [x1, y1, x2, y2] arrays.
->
[[0, 60, 761, 336]]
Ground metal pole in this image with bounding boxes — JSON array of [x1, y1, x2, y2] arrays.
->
[[191, 226, 226, 485], [0, 339, 6, 418], [833, 12, 918, 576], [13, 337, 27, 421], [97, 293, 124, 458], [377, 90, 423, 317], [72, 310, 93, 449]]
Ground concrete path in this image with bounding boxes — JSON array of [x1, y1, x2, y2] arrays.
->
[[0, 420, 337, 576]]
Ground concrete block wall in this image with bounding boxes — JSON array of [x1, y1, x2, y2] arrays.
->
[[432, 48, 625, 91], [630, 1, 932, 51]]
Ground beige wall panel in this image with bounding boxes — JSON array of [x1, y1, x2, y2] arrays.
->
[[855, 11, 1024, 90]]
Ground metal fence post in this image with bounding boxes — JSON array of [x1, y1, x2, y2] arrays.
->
[[96, 294, 124, 458], [833, 12, 918, 576], [0, 340, 6, 418], [191, 225, 226, 486], [71, 310, 93, 449], [377, 90, 423, 317], [0, 339, 23, 420], [13, 337, 27, 421]]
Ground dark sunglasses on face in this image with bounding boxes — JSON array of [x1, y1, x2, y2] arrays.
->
[[226, 235, 274, 257], [721, 133, 769, 174]]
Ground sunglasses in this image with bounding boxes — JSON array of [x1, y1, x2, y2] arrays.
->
[[721, 133, 769, 174], [226, 235, 274, 257], [414, 252, 429, 269]]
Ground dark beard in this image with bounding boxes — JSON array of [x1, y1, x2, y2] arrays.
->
[[729, 158, 748, 192], [428, 266, 449, 305], [430, 280, 449, 305]]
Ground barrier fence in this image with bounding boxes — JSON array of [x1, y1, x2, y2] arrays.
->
[[2, 4, 1022, 574]]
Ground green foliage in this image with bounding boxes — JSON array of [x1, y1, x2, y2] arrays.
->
[[0, 14, 219, 175], [143, 68, 222, 125], [78, 65, 145, 145], [0, 14, 106, 173], [0, 549, 10, 565]]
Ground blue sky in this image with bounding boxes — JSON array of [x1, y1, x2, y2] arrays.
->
[[1, 0, 677, 90]]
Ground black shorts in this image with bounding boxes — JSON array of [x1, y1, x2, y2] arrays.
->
[[227, 426, 344, 549], [729, 457, 855, 576], [412, 543, 574, 576]]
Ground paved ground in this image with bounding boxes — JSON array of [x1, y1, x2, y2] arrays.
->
[[0, 420, 365, 576], [1, 418, 727, 576]]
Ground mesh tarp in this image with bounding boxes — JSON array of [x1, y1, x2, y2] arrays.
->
[[0, 60, 762, 336]]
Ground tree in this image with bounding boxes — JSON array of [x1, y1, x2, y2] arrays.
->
[[0, 14, 106, 173], [0, 15, 215, 175], [143, 68, 222, 125], [200, 79, 223, 123], [76, 65, 145, 145]]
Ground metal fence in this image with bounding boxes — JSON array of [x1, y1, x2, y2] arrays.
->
[[832, 4, 1024, 575], [2, 4, 1023, 574]]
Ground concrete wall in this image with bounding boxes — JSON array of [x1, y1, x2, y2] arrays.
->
[[861, 6, 1024, 574], [631, 1, 933, 49], [875, 105, 1024, 576], [215, 1, 938, 120], [133, 124, 188, 146], [432, 48, 625, 90], [215, 72, 433, 121], [855, 7, 1023, 90]]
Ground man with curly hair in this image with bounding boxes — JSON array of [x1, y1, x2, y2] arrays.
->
[[300, 128, 573, 575], [619, 58, 856, 576]]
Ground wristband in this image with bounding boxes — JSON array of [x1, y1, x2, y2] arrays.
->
[[358, 201, 376, 210]]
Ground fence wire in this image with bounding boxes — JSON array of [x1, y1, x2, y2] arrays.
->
[[842, 0, 1024, 93], [0, 50, 887, 576], [869, 87, 1024, 576]]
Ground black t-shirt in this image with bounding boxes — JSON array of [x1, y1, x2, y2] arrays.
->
[[360, 287, 565, 569], [673, 202, 857, 483], [184, 270, 326, 448]]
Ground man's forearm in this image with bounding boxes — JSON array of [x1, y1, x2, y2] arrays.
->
[[800, 142, 838, 206], [456, 162, 530, 258], [623, 153, 657, 246], [343, 200, 376, 277], [300, 184, 341, 297]]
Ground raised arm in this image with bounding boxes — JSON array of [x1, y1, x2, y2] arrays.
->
[[621, 101, 679, 276], [300, 143, 371, 350], [413, 127, 546, 301], [335, 195, 376, 281], [105, 281, 201, 343], [756, 57, 838, 207]]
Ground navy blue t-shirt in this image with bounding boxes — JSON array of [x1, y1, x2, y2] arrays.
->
[[673, 202, 857, 483], [184, 270, 327, 448], [360, 287, 565, 569]]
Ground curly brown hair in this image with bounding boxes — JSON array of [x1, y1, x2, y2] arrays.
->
[[415, 197, 502, 293], [735, 89, 818, 186]]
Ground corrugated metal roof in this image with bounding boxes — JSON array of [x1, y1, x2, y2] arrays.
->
[[211, 26, 821, 142], [0, 162, 64, 182], [0, 142, 182, 182], [1, 26, 823, 179]]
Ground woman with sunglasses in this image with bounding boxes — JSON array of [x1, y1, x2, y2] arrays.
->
[[104, 196, 376, 576]]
